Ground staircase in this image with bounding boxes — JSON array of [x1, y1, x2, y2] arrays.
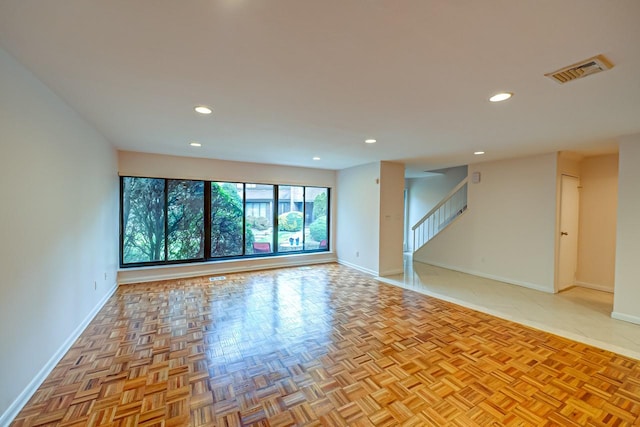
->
[[412, 177, 468, 252]]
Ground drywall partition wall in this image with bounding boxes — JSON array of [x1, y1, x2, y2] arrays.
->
[[613, 135, 640, 325], [336, 162, 380, 275], [576, 154, 618, 292], [557, 151, 582, 177], [119, 151, 336, 188], [378, 162, 405, 276], [406, 166, 468, 251], [0, 48, 118, 422], [413, 153, 558, 292]]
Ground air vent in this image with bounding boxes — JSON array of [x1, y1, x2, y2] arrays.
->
[[545, 54, 613, 84]]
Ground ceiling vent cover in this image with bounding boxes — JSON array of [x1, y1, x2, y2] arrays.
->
[[545, 54, 613, 84]]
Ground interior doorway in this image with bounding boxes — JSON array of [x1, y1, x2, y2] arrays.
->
[[558, 174, 580, 292]]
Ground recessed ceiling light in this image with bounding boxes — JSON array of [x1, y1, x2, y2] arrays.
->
[[190, 142, 202, 147], [194, 105, 212, 114], [313, 156, 321, 161], [474, 151, 485, 155], [365, 139, 376, 144], [489, 92, 513, 102]]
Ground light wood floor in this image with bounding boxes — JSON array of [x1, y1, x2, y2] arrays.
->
[[11, 264, 640, 426], [383, 259, 640, 360]]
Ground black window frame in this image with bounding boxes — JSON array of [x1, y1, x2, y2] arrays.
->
[[119, 176, 330, 268]]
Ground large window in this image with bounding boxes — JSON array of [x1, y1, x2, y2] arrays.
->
[[305, 187, 328, 250], [277, 185, 304, 252], [210, 182, 244, 258], [167, 180, 204, 261], [246, 184, 274, 255], [120, 177, 330, 266], [122, 177, 166, 264]]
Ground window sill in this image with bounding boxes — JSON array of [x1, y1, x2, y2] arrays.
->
[[117, 251, 336, 285]]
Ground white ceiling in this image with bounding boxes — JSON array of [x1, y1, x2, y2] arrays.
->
[[1, 1, 638, 177]]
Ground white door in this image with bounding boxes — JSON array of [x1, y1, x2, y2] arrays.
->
[[558, 175, 580, 291]]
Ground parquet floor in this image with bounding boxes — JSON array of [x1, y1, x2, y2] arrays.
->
[[11, 264, 640, 426]]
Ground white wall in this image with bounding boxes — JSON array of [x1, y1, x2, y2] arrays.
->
[[336, 162, 380, 275], [406, 166, 468, 250], [119, 151, 335, 188], [576, 154, 618, 292], [0, 48, 118, 422], [379, 162, 405, 276], [414, 153, 558, 292], [557, 151, 582, 177], [613, 135, 640, 324]]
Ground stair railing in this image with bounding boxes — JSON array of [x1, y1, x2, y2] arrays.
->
[[412, 177, 468, 252]]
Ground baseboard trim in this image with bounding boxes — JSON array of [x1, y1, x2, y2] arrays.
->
[[337, 259, 377, 277], [611, 311, 640, 326], [575, 281, 614, 293], [119, 254, 337, 285], [0, 283, 118, 427], [379, 268, 405, 277], [418, 260, 553, 293]]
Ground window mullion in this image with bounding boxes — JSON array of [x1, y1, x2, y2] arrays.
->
[[204, 181, 211, 260], [243, 184, 248, 255], [302, 186, 306, 249], [164, 179, 169, 262], [273, 185, 278, 253]]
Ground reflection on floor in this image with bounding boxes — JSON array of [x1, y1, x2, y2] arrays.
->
[[381, 258, 640, 360], [10, 263, 640, 426]]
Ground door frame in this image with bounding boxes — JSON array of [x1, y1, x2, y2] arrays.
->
[[555, 174, 580, 292]]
